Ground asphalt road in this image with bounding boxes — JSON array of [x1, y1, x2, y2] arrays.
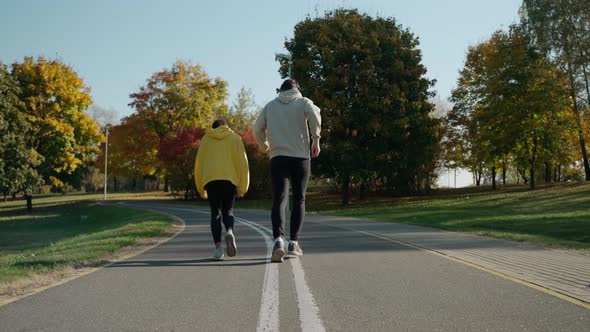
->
[[0, 201, 588, 331]]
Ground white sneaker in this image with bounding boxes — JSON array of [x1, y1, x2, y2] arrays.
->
[[271, 238, 285, 263], [287, 241, 303, 256], [225, 231, 237, 257], [212, 248, 224, 261]]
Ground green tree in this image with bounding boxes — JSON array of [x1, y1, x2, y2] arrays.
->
[[520, 0, 590, 180], [0, 64, 42, 210], [449, 28, 575, 190], [11, 56, 102, 195], [226, 86, 257, 133], [284, 9, 439, 204]]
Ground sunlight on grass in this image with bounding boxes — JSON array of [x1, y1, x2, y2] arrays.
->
[[0, 202, 174, 285], [311, 183, 590, 250]]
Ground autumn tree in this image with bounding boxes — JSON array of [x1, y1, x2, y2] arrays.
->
[[448, 27, 575, 190], [0, 64, 42, 209], [129, 60, 228, 190], [158, 128, 204, 199], [240, 129, 272, 197], [520, 0, 590, 180], [95, 115, 159, 191], [10, 57, 101, 204], [129, 60, 228, 138], [284, 9, 439, 204]]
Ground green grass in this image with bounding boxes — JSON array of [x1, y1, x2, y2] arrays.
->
[[0, 191, 170, 213], [0, 201, 174, 285], [310, 183, 590, 250], [163, 183, 590, 250]]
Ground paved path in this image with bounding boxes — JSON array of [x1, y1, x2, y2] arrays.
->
[[319, 215, 590, 305], [0, 201, 588, 331]]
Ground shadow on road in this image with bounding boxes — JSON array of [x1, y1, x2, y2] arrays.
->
[[108, 258, 269, 267]]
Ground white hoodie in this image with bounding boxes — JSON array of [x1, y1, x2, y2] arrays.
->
[[254, 88, 321, 159]]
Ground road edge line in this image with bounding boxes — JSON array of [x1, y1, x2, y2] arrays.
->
[[327, 223, 590, 311]]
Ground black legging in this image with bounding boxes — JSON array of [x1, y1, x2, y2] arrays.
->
[[205, 180, 236, 243], [270, 156, 310, 241]]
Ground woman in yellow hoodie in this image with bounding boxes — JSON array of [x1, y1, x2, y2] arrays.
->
[[194, 119, 249, 261]]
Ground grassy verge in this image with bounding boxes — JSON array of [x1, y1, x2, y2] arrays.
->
[[308, 183, 590, 250], [180, 183, 589, 250], [0, 201, 175, 294], [0, 191, 171, 213]]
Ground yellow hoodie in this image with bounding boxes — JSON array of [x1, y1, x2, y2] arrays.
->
[[194, 125, 249, 199]]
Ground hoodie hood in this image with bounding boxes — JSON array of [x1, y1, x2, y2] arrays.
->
[[206, 125, 233, 140], [276, 88, 302, 104]]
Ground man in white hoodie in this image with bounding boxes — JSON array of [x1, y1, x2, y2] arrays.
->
[[254, 79, 321, 263]]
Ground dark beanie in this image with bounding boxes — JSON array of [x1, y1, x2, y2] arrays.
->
[[212, 119, 226, 129], [279, 79, 300, 92]]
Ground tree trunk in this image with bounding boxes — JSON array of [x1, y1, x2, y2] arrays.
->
[[491, 166, 496, 190], [545, 162, 551, 184], [578, 130, 590, 180], [164, 176, 169, 192], [359, 180, 366, 200], [582, 64, 590, 109], [132, 177, 137, 191], [530, 137, 538, 190], [114, 176, 118, 192], [3, 192, 7, 203], [558, 165, 562, 182], [566, 63, 590, 180], [502, 165, 507, 185], [518, 169, 528, 184], [341, 175, 350, 206], [25, 194, 33, 212], [12, 192, 16, 199], [475, 171, 482, 187]]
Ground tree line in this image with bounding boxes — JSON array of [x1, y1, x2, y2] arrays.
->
[[443, 0, 590, 190], [2, 3, 589, 210]]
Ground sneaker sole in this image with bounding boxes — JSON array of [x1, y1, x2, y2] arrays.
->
[[212, 256, 224, 261], [271, 248, 285, 263], [225, 233, 237, 257]]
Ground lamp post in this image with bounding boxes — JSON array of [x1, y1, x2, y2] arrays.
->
[[275, 53, 292, 78], [104, 124, 111, 200]]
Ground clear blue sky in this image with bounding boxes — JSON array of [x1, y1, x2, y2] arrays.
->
[[2, 0, 521, 121]]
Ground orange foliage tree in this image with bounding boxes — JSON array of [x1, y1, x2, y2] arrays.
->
[[96, 115, 159, 190]]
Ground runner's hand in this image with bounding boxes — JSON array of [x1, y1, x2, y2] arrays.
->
[[311, 143, 320, 158]]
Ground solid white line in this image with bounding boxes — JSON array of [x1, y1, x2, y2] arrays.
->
[[236, 218, 280, 332], [236, 216, 326, 332], [183, 208, 280, 332], [289, 256, 326, 332], [139, 205, 325, 331]]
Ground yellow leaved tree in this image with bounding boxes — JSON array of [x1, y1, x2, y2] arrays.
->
[[11, 56, 102, 195]]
